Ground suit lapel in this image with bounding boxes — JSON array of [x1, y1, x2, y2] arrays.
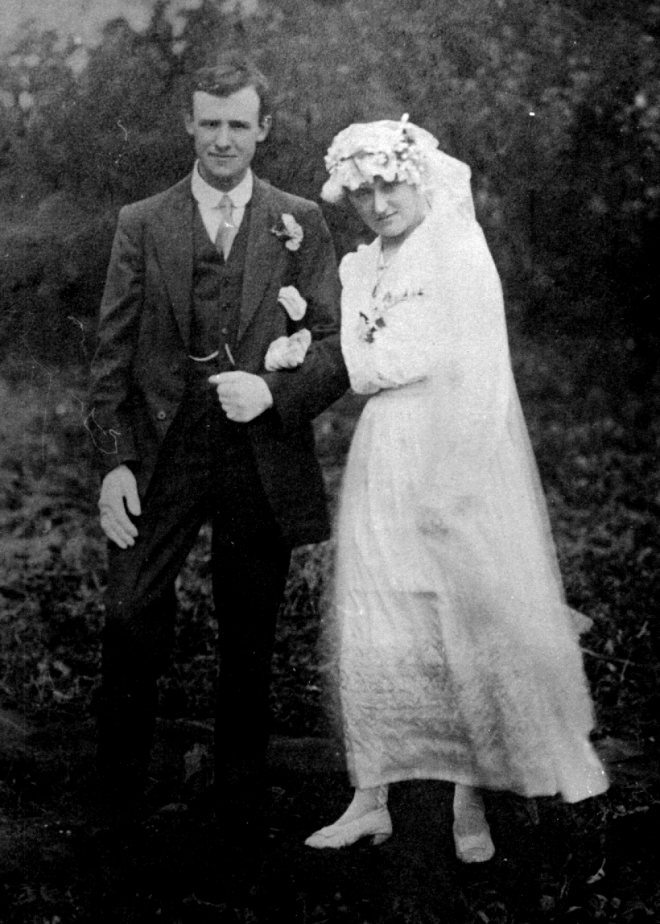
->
[[238, 178, 286, 343], [152, 178, 194, 350]]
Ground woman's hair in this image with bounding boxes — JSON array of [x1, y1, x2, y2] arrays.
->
[[186, 54, 272, 122]]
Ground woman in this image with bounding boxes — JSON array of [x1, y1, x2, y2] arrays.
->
[[271, 117, 608, 862]]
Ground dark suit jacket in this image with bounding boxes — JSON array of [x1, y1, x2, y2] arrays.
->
[[88, 174, 348, 546]]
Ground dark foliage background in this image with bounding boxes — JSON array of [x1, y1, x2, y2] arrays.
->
[[0, 0, 658, 368]]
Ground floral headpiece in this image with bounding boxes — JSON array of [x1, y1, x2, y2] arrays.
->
[[321, 114, 439, 204]]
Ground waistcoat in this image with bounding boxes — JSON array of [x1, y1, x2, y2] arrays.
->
[[180, 203, 252, 432], [188, 202, 251, 362]]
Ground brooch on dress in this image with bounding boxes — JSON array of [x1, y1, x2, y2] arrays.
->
[[358, 288, 424, 343]]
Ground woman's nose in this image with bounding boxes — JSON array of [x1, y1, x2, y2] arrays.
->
[[373, 189, 388, 214]]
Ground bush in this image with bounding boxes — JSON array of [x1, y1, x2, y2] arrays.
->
[[1, 335, 658, 746], [1, 0, 658, 362]]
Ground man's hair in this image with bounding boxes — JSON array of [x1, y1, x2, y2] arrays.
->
[[186, 54, 272, 122]]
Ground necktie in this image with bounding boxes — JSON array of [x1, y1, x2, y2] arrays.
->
[[215, 194, 237, 260]]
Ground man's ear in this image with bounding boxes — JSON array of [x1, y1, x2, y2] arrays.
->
[[257, 114, 272, 143], [184, 110, 195, 137]]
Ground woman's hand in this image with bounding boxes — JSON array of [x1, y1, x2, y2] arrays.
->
[[264, 328, 312, 371]]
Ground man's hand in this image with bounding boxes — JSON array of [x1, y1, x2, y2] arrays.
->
[[208, 371, 273, 422], [98, 464, 141, 549]]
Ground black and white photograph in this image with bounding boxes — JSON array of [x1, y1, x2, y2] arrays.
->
[[0, 1, 658, 921]]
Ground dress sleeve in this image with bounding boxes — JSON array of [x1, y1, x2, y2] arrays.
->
[[344, 293, 442, 394]]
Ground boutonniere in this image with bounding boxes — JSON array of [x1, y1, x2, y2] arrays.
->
[[270, 213, 303, 251], [278, 285, 307, 321]]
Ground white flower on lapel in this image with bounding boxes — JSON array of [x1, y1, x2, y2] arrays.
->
[[271, 213, 303, 251], [278, 285, 307, 321], [265, 328, 312, 371]]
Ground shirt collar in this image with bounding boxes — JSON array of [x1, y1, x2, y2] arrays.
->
[[191, 162, 254, 209]]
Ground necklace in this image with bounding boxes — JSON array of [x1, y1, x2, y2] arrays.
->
[[373, 241, 399, 295], [376, 251, 391, 274]]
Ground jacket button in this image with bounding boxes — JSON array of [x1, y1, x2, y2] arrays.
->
[[156, 410, 167, 420]]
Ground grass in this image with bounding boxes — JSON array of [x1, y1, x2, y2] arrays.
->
[[0, 330, 659, 922]]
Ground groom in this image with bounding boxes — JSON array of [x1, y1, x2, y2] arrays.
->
[[87, 56, 347, 828]]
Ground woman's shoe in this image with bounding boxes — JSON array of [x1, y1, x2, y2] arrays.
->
[[452, 785, 495, 863], [304, 806, 392, 849], [452, 815, 495, 863]]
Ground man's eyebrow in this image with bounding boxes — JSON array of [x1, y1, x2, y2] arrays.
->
[[198, 117, 251, 127]]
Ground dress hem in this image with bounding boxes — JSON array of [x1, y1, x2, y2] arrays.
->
[[350, 767, 609, 804]]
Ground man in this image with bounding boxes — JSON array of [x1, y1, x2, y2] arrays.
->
[[87, 56, 348, 831]]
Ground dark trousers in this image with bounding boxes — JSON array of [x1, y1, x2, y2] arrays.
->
[[96, 393, 291, 806]]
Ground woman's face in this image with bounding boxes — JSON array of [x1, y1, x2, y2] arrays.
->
[[348, 177, 427, 240]]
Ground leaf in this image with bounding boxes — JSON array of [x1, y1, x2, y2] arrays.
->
[[586, 859, 606, 884], [597, 736, 645, 762], [183, 742, 209, 783]]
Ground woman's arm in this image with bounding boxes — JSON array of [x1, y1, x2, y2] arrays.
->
[[343, 290, 443, 393]]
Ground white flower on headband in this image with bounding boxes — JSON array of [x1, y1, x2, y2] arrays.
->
[[321, 115, 439, 204]]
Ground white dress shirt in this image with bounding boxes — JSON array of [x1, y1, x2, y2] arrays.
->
[[190, 163, 254, 242]]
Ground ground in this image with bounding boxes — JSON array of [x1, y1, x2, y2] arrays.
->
[[1, 331, 659, 922], [1, 710, 659, 924]]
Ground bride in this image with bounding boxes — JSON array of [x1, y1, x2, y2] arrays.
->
[[269, 116, 608, 862]]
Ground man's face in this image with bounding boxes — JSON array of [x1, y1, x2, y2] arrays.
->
[[185, 86, 270, 191]]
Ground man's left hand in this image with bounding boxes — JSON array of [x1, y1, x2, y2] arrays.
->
[[208, 371, 274, 422]]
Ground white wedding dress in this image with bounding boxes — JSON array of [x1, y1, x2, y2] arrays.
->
[[331, 159, 608, 802]]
